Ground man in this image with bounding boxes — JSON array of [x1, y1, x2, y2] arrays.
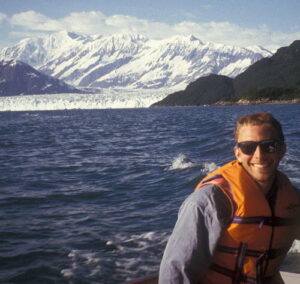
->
[[159, 112, 300, 284]]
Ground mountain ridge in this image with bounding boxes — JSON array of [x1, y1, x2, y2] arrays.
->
[[0, 31, 272, 91]]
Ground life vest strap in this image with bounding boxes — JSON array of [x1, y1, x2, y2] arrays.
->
[[216, 245, 289, 259], [256, 251, 268, 284], [234, 242, 248, 283], [232, 216, 297, 226], [201, 174, 223, 184], [209, 263, 273, 284]]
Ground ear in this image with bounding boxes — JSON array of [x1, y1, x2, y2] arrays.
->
[[234, 145, 242, 163]]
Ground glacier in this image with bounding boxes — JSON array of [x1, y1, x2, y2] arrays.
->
[[0, 89, 173, 111]]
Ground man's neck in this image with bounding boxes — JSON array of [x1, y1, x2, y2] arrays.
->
[[257, 177, 275, 196]]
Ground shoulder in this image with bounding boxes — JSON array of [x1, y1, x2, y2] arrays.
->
[[180, 184, 232, 223], [188, 183, 231, 206]]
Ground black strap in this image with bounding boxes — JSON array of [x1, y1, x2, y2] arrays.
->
[[210, 263, 274, 284], [213, 244, 289, 283], [256, 252, 268, 284], [232, 216, 297, 226], [216, 245, 289, 259], [233, 242, 248, 284]]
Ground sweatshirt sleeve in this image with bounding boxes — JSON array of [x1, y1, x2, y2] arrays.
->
[[158, 184, 232, 284]]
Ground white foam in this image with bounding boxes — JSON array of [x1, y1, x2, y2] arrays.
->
[[201, 162, 218, 174], [140, 231, 156, 240], [60, 268, 73, 278], [168, 154, 197, 170], [107, 231, 169, 252], [67, 251, 76, 258], [61, 249, 103, 280], [110, 231, 169, 281]]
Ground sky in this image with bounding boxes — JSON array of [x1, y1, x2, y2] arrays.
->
[[1, 0, 300, 51]]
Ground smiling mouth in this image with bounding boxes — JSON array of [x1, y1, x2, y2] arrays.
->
[[251, 163, 271, 169]]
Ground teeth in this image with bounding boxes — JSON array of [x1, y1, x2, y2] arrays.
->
[[253, 164, 268, 168]]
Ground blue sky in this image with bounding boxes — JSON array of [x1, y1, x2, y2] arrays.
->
[[1, 0, 300, 51]]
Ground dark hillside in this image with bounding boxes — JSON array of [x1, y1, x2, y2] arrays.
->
[[0, 59, 81, 96], [152, 40, 300, 106], [151, 74, 234, 106], [234, 40, 300, 97]]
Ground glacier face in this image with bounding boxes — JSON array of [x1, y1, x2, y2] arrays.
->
[[0, 31, 272, 91], [0, 89, 173, 111]]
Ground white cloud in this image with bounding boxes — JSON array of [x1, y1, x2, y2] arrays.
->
[[61, 11, 108, 34], [10, 10, 63, 31], [5, 10, 300, 51], [61, 12, 172, 38], [0, 12, 7, 23], [171, 21, 300, 51], [9, 30, 52, 40], [106, 15, 173, 38]]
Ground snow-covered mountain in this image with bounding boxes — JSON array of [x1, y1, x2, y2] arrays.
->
[[0, 31, 272, 91]]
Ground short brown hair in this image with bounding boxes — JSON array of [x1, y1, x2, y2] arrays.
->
[[234, 112, 285, 142]]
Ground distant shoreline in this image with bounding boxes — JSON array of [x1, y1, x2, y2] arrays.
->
[[213, 98, 300, 106]]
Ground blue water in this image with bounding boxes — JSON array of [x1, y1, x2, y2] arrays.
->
[[0, 104, 299, 283]]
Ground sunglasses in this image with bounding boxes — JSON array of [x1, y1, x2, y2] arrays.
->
[[236, 139, 283, 155]]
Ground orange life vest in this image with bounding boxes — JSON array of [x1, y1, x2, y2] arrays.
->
[[195, 160, 299, 284]]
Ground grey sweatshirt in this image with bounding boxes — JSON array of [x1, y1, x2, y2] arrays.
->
[[158, 184, 232, 284]]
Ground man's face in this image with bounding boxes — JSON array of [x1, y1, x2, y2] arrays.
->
[[234, 123, 286, 190]]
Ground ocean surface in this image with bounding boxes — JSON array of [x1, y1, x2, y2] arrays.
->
[[0, 104, 299, 283]]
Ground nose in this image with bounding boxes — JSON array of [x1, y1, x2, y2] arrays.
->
[[253, 144, 264, 159]]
